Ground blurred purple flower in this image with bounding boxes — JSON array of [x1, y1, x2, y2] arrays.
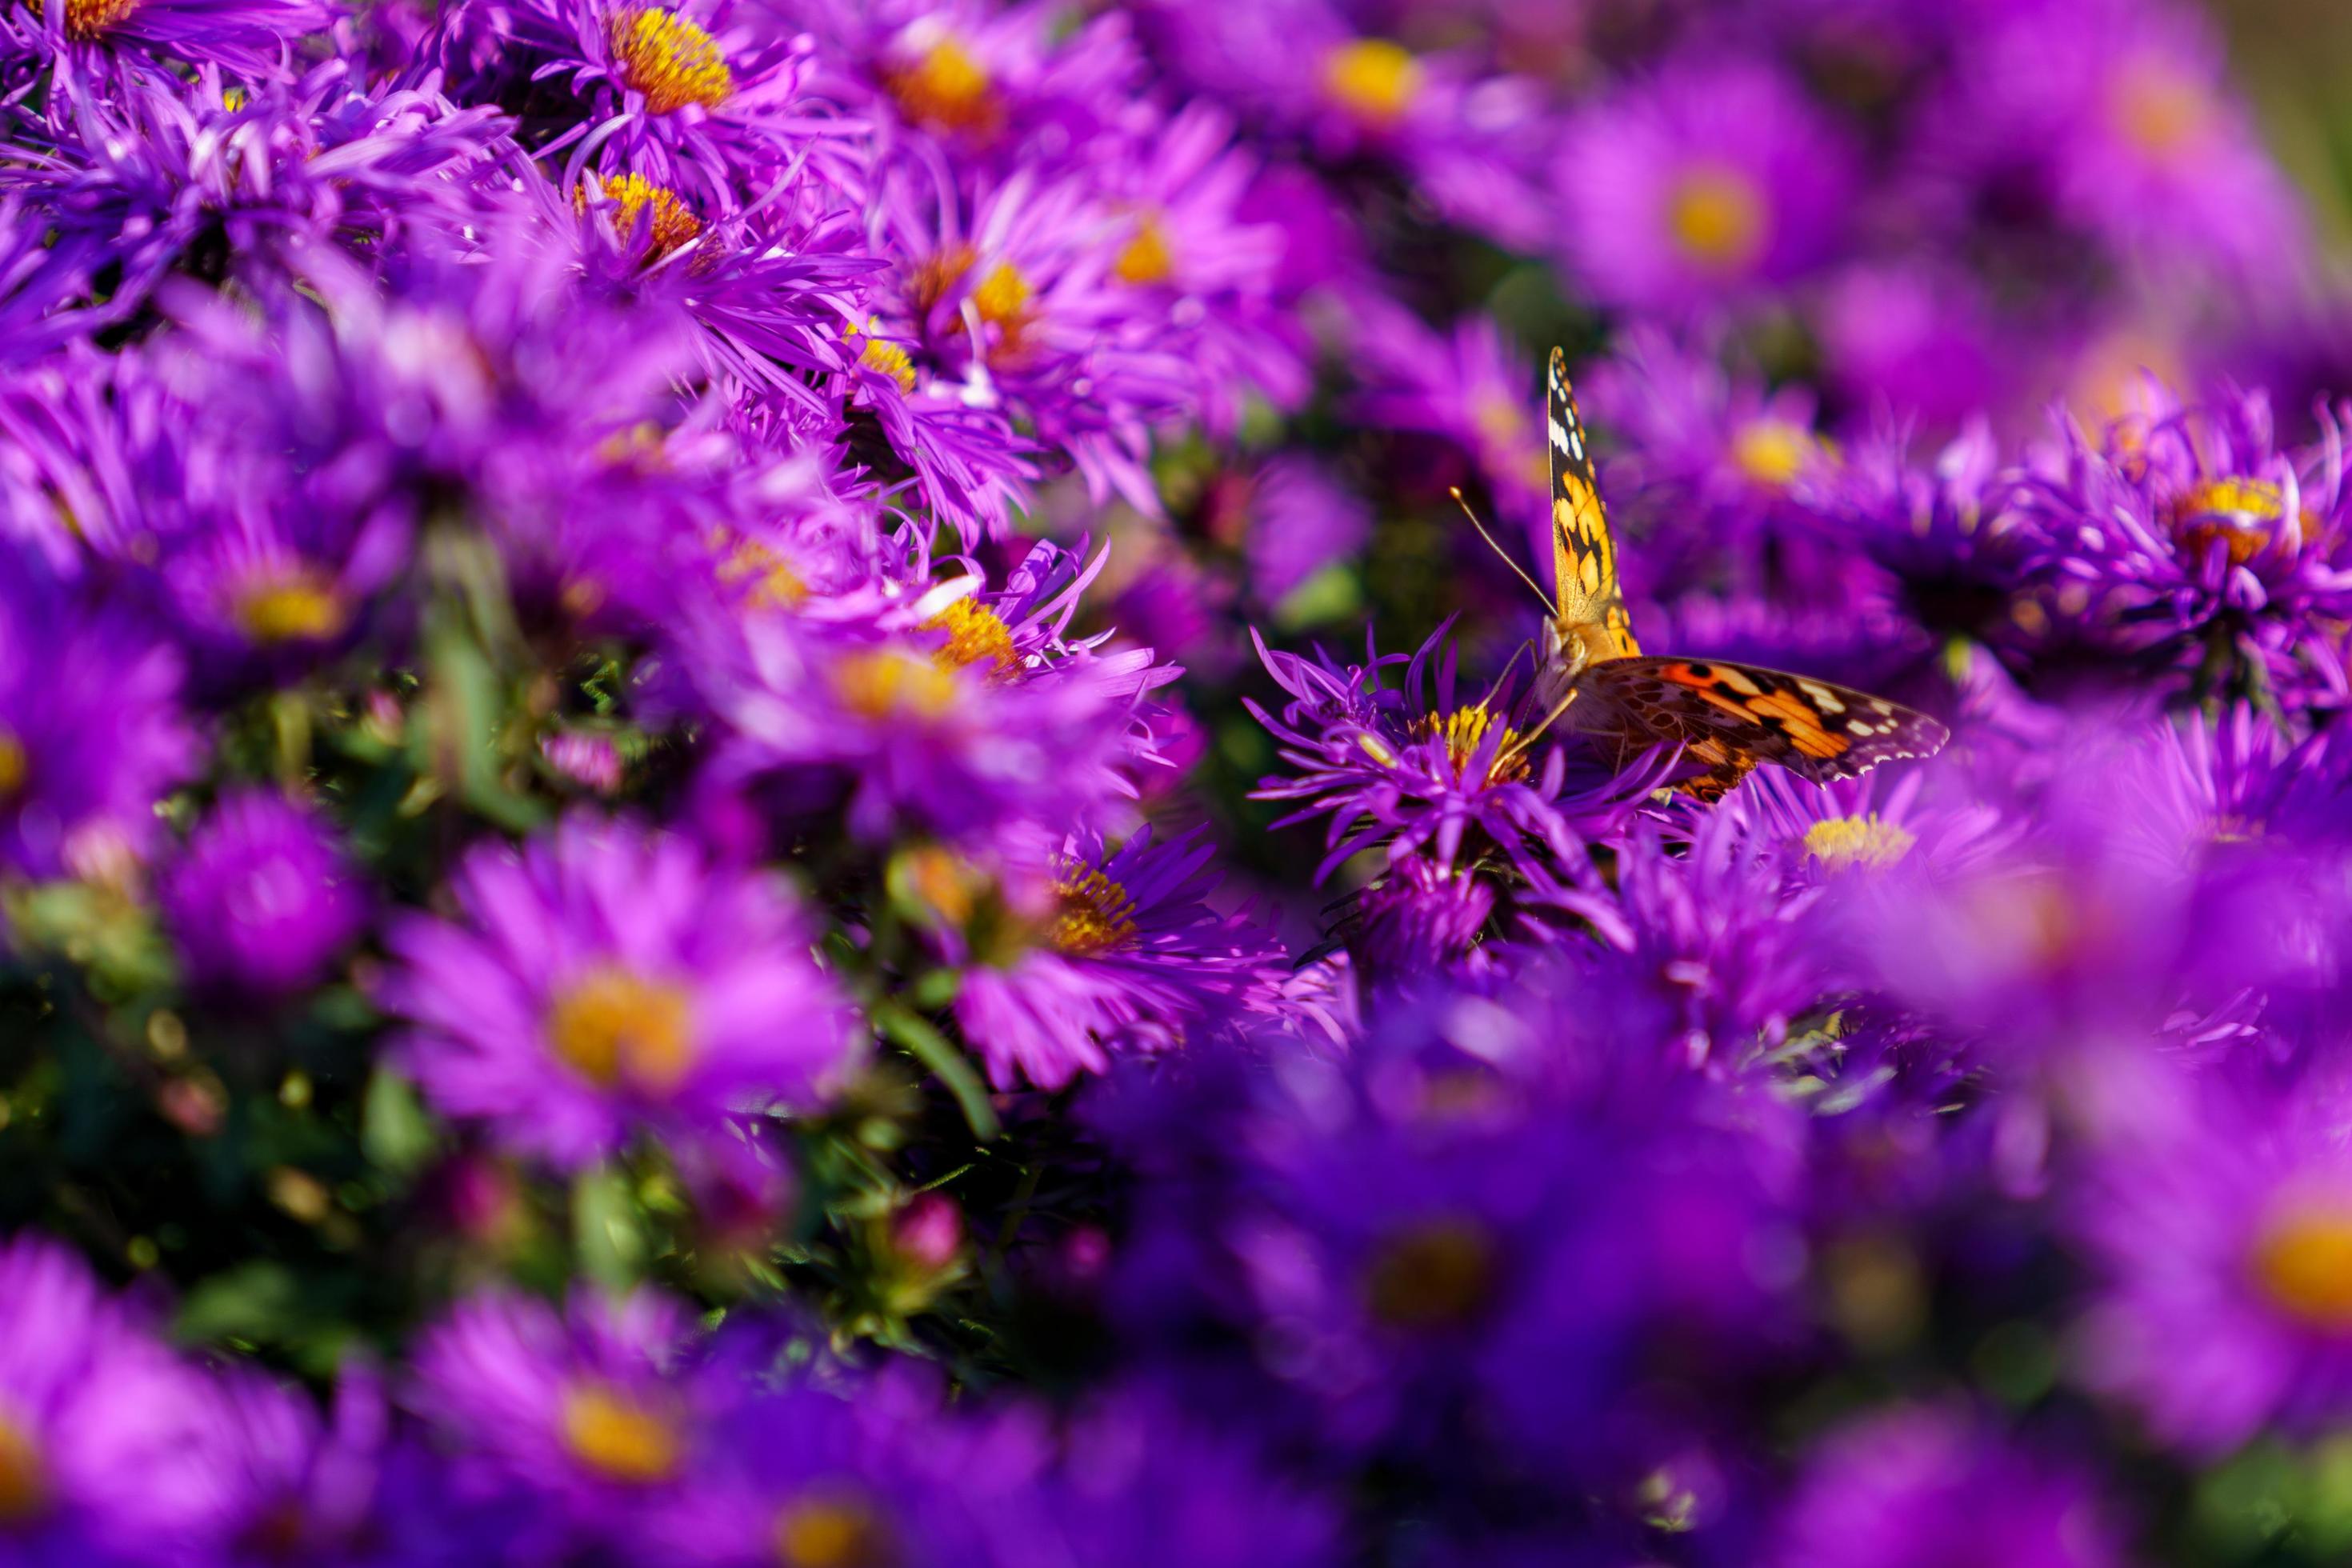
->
[[0, 560, 195, 880], [162, 791, 369, 997], [1770, 1404, 2127, 1568], [382, 813, 865, 1169], [1556, 59, 1856, 317]]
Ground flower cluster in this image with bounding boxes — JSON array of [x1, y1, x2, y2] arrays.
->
[[4, 0, 2352, 1563]]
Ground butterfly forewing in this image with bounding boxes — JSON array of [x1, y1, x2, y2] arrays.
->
[[1546, 348, 1640, 662]]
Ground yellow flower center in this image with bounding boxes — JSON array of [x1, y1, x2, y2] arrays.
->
[[833, 649, 959, 721], [577, 174, 701, 257], [774, 1495, 892, 1568], [1665, 164, 1767, 272], [858, 337, 917, 394], [886, 35, 997, 133], [0, 1411, 46, 1525], [716, 536, 810, 609], [2253, 1204, 2352, 1330], [1324, 38, 1423, 125], [2174, 477, 2286, 566], [1048, 866, 1138, 957], [612, 8, 733, 115], [1415, 705, 1526, 784], [909, 244, 975, 314], [1473, 394, 1538, 485], [0, 728, 25, 802], [236, 569, 350, 645], [546, 968, 696, 1094], [1113, 216, 1174, 286], [2108, 56, 2213, 162], [33, 0, 141, 40], [559, 1385, 682, 1485], [922, 597, 1018, 674], [1362, 1218, 1494, 1330], [971, 261, 1032, 328], [1732, 418, 1814, 489], [1802, 814, 1918, 873]]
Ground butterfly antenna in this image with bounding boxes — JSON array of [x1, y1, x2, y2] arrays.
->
[[1450, 488, 1553, 614]]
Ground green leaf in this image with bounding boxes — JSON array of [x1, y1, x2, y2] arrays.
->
[[874, 1002, 998, 1142], [360, 1068, 439, 1176], [574, 1163, 647, 1290]]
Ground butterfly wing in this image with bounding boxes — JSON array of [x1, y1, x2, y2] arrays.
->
[[1577, 657, 1950, 799], [1546, 348, 1641, 662]]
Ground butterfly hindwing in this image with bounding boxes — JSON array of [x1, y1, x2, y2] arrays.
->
[[1547, 348, 1640, 660], [1578, 657, 1950, 792]]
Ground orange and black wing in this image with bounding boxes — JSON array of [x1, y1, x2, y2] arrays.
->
[[1546, 347, 1640, 660], [1582, 657, 1948, 799]]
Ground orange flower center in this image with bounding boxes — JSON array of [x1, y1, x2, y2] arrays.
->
[[2108, 56, 2214, 162], [1803, 814, 1917, 873], [886, 34, 998, 134], [559, 1384, 682, 1484], [578, 174, 702, 257], [611, 8, 733, 115], [1665, 164, 1767, 272], [922, 597, 1018, 674], [2254, 1204, 2352, 1330], [546, 967, 696, 1094], [236, 569, 350, 645], [1732, 418, 1814, 489], [1324, 38, 1422, 125], [0, 728, 25, 802], [833, 649, 959, 721], [34, 0, 141, 39], [1048, 866, 1138, 957], [1362, 1218, 1495, 1330], [2173, 476, 2286, 566], [774, 1494, 894, 1567], [1113, 216, 1174, 286]]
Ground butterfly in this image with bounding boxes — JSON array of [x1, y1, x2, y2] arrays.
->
[[1529, 347, 1948, 802]]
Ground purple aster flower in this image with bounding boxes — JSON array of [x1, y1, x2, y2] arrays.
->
[[208, 1366, 516, 1568], [811, 0, 1145, 166], [442, 0, 851, 210], [0, 1234, 242, 1564], [0, 62, 508, 350], [1816, 263, 2015, 434], [951, 825, 1290, 1090], [1037, 1383, 1342, 1568], [407, 1285, 724, 1545], [1794, 414, 2043, 650], [2070, 1078, 2352, 1454], [380, 813, 866, 1170], [2008, 378, 2352, 709], [1568, 809, 1826, 1072], [865, 158, 1189, 518], [1350, 306, 1549, 568], [1554, 58, 1857, 317], [1769, 1404, 2128, 1568], [1934, 0, 2310, 285], [161, 790, 368, 998], [689, 545, 1179, 845], [0, 558, 195, 880], [1, 0, 329, 79], [1238, 455, 1370, 610], [1579, 327, 1866, 608], [1246, 621, 1666, 882], [629, 1361, 1047, 1568]]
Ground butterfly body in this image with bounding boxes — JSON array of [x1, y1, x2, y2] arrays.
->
[[1533, 348, 1947, 800]]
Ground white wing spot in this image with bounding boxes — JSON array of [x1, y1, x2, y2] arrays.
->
[[1797, 680, 1844, 713], [1550, 417, 1574, 455], [1870, 699, 1895, 715]]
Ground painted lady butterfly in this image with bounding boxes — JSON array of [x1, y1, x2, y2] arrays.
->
[[1532, 347, 1947, 801]]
